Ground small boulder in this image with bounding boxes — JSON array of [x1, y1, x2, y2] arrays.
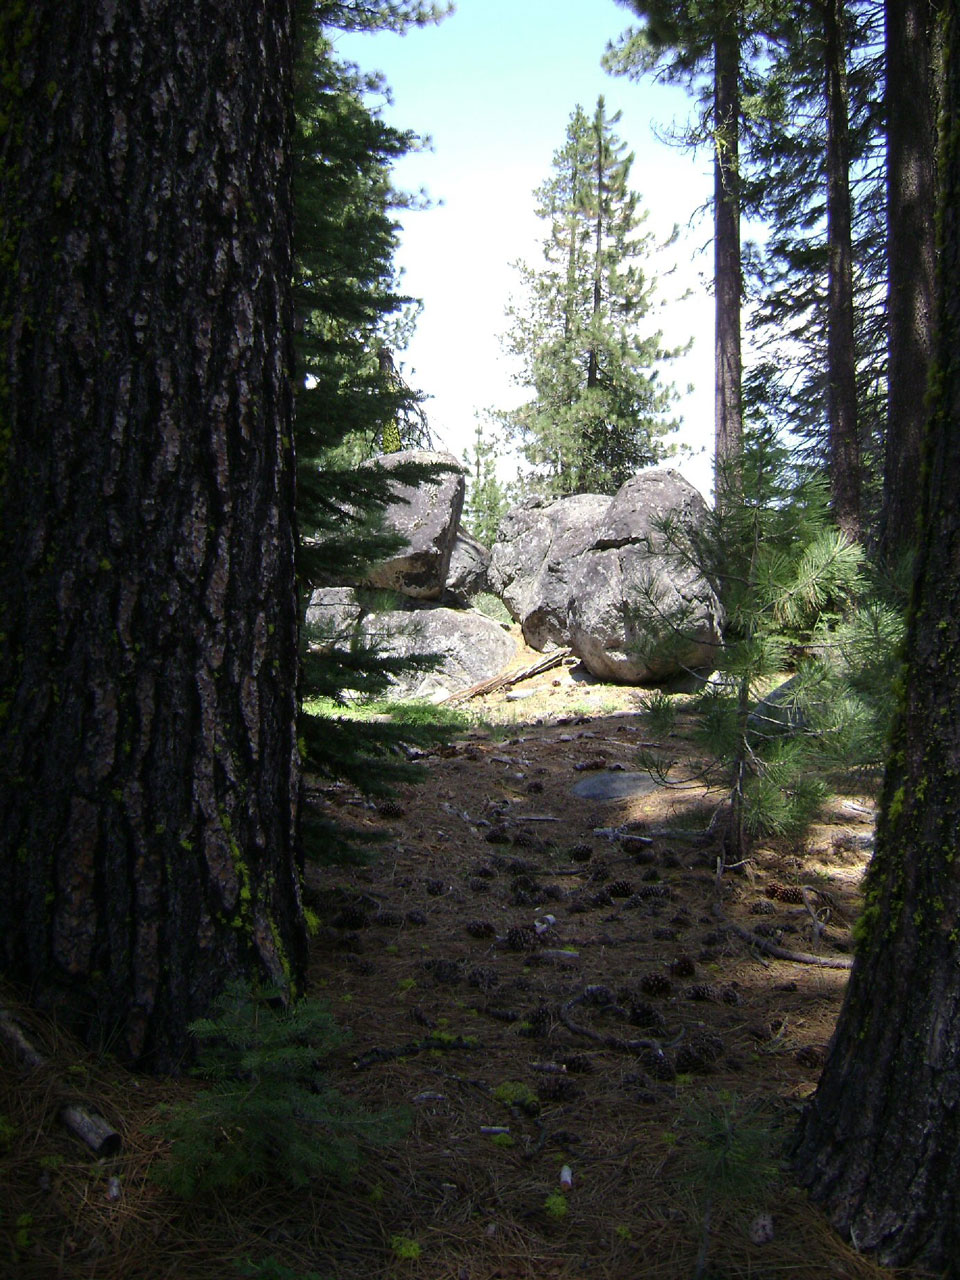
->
[[362, 450, 465, 600]]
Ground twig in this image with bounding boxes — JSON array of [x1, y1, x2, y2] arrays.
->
[[0, 1007, 122, 1156], [559, 990, 684, 1053]]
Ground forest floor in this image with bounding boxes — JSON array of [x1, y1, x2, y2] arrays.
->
[[1, 634, 915, 1280]]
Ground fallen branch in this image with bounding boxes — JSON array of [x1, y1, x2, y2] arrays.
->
[[714, 910, 853, 970], [442, 649, 573, 704], [0, 1006, 122, 1156], [559, 989, 684, 1054]]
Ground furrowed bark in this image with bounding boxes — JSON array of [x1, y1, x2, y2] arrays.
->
[[0, 1, 305, 1070]]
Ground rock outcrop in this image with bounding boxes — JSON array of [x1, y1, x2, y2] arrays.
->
[[488, 493, 612, 649], [487, 470, 722, 685], [362, 450, 465, 600], [305, 585, 516, 702], [567, 471, 722, 684], [444, 530, 491, 606]]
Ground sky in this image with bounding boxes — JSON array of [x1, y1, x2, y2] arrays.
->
[[335, 0, 716, 499]]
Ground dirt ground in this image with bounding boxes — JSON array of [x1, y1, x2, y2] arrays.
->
[[1, 639, 908, 1280]]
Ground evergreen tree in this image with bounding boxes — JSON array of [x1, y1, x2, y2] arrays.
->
[[633, 427, 862, 859], [461, 420, 513, 547], [740, 2, 886, 539], [606, 1, 754, 503], [499, 98, 681, 497], [292, 1, 454, 859]]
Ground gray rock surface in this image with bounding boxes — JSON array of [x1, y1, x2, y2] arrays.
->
[[444, 530, 491, 606], [305, 587, 517, 701], [365, 605, 517, 701], [570, 771, 662, 800], [567, 470, 723, 684], [362, 450, 465, 600], [488, 493, 612, 649]]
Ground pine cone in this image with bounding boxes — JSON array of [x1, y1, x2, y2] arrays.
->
[[485, 825, 512, 845], [465, 919, 496, 939], [511, 829, 538, 849], [467, 877, 490, 893], [628, 1001, 667, 1032], [376, 799, 406, 818], [685, 983, 721, 1002], [424, 878, 445, 897], [467, 965, 499, 991], [675, 1032, 724, 1073], [471, 862, 497, 879], [639, 971, 673, 997], [766, 881, 805, 904], [372, 909, 404, 928], [669, 954, 696, 978], [609, 879, 633, 898], [506, 925, 537, 952], [568, 842, 593, 862]]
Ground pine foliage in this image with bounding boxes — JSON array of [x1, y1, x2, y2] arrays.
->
[[632, 429, 863, 853], [151, 982, 408, 1198], [292, 2, 454, 861]]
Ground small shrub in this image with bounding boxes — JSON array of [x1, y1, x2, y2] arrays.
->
[[390, 1235, 422, 1261], [150, 982, 408, 1198], [544, 1191, 568, 1219]]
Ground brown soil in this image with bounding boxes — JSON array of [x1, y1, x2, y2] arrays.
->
[[1, 641, 903, 1280]]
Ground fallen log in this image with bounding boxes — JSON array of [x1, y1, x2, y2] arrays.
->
[[442, 649, 573, 704]]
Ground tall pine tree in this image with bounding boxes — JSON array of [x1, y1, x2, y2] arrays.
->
[[499, 98, 680, 497]]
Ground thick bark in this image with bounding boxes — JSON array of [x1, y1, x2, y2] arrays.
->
[[823, 0, 861, 542], [880, 0, 938, 561], [0, 2, 305, 1070], [713, 23, 742, 505], [792, 8, 960, 1268]]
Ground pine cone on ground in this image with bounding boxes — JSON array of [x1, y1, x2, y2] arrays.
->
[[465, 919, 496, 939], [506, 925, 537, 952], [639, 971, 673, 997], [568, 842, 593, 862], [669, 954, 696, 978], [609, 879, 633, 898], [766, 881, 805, 904]]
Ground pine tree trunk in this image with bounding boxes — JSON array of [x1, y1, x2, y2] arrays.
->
[[0, 2, 305, 1070], [823, 0, 861, 542], [792, 10, 960, 1267], [880, 0, 938, 561], [713, 23, 742, 505]]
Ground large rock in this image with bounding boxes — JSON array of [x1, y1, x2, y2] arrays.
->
[[305, 587, 517, 701], [362, 450, 465, 600], [444, 530, 491, 606], [567, 470, 722, 684], [368, 605, 518, 701], [488, 493, 612, 649]]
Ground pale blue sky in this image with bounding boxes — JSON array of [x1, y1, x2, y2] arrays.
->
[[335, 0, 716, 498]]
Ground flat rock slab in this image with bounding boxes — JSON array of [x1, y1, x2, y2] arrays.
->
[[570, 771, 661, 800]]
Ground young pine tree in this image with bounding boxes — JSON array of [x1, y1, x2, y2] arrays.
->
[[460, 420, 513, 547], [499, 98, 682, 497], [633, 426, 863, 859]]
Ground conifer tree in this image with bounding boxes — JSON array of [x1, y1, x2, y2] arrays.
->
[[499, 98, 680, 497], [606, 1, 751, 503], [461, 421, 512, 548], [292, 1, 453, 860]]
